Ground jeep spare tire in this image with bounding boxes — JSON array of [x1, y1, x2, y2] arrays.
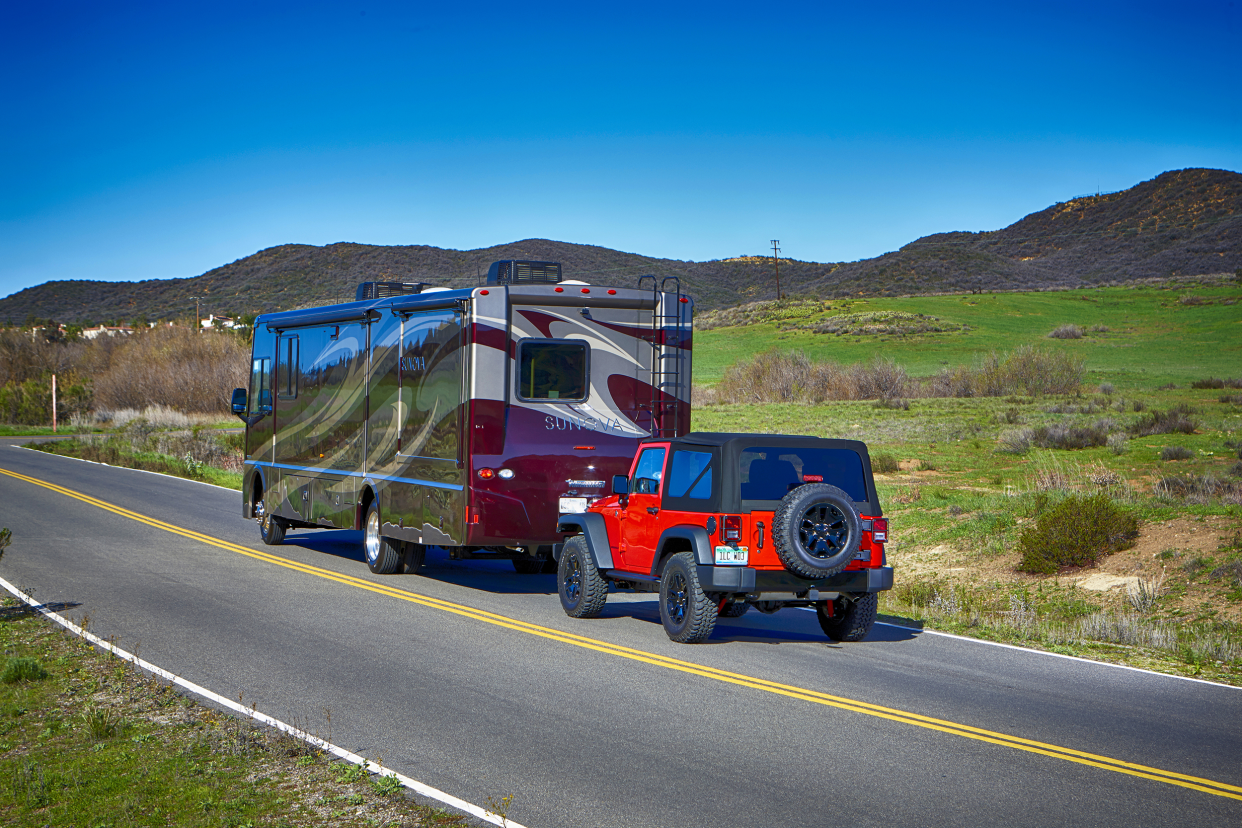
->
[[772, 483, 861, 579]]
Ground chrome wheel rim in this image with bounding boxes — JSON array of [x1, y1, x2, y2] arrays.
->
[[798, 503, 849, 560], [365, 510, 380, 564], [666, 571, 688, 626]]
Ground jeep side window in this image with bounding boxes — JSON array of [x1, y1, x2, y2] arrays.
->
[[667, 450, 713, 499], [631, 447, 666, 495]]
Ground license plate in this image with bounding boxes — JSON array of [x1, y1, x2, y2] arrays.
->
[[714, 545, 749, 565], [559, 497, 589, 514]]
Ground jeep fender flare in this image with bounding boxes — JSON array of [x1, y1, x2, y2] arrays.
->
[[651, 525, 714, 577], [556, 512, 614, 570]]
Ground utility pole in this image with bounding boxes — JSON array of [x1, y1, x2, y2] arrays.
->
[[195, 297, 201, 333], [771, 240, 782, 300]]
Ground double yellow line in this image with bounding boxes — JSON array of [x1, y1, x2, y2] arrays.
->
[[3, 463, 1240, 802]]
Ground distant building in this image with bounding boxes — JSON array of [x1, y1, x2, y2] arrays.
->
[[201, 314, 241, 330], [81, 324, 136, 340]]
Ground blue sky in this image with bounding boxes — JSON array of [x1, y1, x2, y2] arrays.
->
[[2, 1, 1238, 299]]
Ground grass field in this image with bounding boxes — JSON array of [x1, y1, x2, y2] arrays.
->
[[694, 280, 1242, 388]]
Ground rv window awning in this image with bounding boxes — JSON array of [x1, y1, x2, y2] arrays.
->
[[262, 301, 385, 331]]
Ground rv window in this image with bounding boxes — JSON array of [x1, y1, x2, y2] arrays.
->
[[517, 340, 587, 402], [278, 336, 298, 399], [249, 357, 271, 414]]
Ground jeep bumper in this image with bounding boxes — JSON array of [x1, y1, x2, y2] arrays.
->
[[697, 565, 894, 595]]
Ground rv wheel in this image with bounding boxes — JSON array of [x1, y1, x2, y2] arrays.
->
[[363, 502, 402, 575], [403, 542, 426, 575], [257, 502, 285, 545]]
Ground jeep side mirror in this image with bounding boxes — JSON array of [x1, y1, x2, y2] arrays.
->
[[231, 388, 248, 418], [612, 475, 629, 496]]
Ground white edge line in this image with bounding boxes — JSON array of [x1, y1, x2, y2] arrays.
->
[[0, 574, 529, 828], [870, 619, 1242, 690], [11, 443, 240, 493]]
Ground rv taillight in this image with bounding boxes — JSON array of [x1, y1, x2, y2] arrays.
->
[[724, 515, 741, 541], [477, 468, 496, 480], [803, 474, 824, 482], [872, 518, 888, 543]]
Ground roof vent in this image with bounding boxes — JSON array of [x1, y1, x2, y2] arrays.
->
[[486, 260, 562, 285], [355, 282, 428, 301]]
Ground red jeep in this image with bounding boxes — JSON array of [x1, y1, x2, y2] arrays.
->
[[555, 432, 893, 643]]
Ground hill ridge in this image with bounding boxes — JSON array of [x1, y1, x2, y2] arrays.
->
[[2, 168, 1239, 324]]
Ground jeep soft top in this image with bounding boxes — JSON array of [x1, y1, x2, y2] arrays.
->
[[555, 432, 894, 643]]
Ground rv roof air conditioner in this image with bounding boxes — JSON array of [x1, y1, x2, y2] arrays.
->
[[355, 282, 429, 301], [486, 260, 562, 285]]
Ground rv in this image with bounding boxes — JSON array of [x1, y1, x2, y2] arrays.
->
[[231, 261, 693, 574]]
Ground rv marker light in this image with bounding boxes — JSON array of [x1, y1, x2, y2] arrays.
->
[[479, 289, 489, 295], [554, 287, 564, 293], [607, 289, 616, 294], [477, 468, 496, 480], [581, 288, 590, 293], [498, 468, 515, 480]]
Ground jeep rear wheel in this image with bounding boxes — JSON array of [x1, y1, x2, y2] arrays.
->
[[558, 536, 608, 618], [659, 552, 718, 643], [772, 483, 861, 579], [817, 593, 878, 642]]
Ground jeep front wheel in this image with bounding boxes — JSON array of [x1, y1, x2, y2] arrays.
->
[[817, 593, 878, 642], [772, 483, 861, 579], [659, 552, 718, 643], [558, 536, 608, 618]]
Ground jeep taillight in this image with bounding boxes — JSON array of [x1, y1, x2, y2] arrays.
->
[[871, 518, 888, 543], [724, 515, 741, 541]]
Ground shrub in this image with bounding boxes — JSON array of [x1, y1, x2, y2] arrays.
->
[[933, 345, 1084, 397], [1048, 324, 1084, 339], [1, 657, 49, 683], [1097, 382, 1115, 395], [93, 327, 248, 413], [1016, 493, 1139, 574], [997, 428, 1033, 454], [1220, 394, 1242, 405], [1191, 378, 1226, 389], [872, 397, 909, 410], [1107, 433, 1129, 455], [1029, 421, 1113, 450], [1209, 560, 1242, 588], [1160, 445, 1194, 461], [870, 453, 900, 473], [1129, 405, 1198, 436], [1090, 325, 1110, 333], [1154, 475, 1239, 503], [1230, 462, 1242, 478]]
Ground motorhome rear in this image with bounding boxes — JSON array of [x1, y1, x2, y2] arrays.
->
[[232, 261, 692, 574]]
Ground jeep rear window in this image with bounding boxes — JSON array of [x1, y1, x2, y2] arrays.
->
[[518, 340, 588, 401], [740, 447, 868, 503], [667, 450, 713, 499]]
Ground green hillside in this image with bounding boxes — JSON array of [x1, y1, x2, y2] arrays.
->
[[694, 280, 1242, 389]]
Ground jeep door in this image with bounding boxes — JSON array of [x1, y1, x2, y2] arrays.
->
[[617, 444, 667, 571]]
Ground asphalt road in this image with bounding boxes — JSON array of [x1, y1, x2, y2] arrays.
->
[[2, 440, 1240, 827]]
